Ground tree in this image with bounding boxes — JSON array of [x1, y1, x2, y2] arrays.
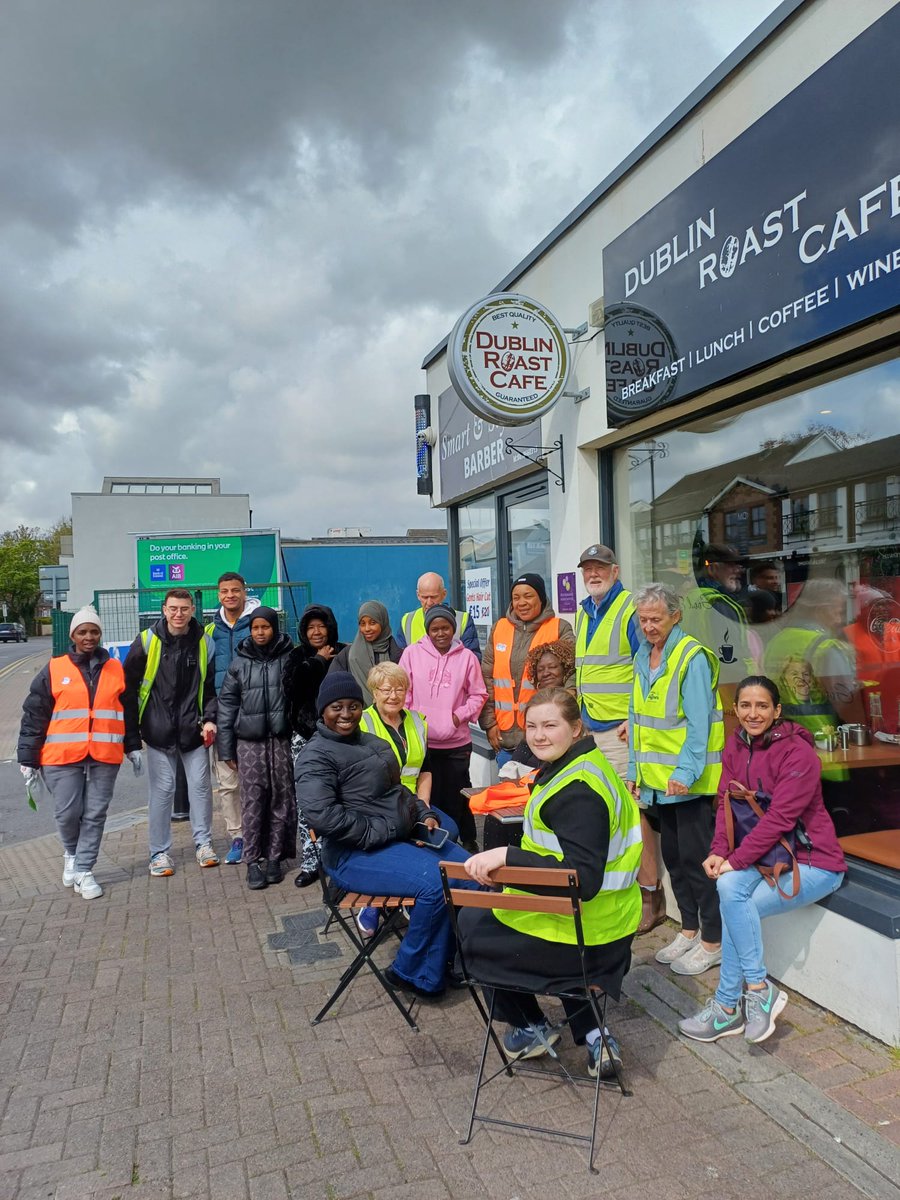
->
[[0, 524, 56, 630], [760, 423, 868, 452]]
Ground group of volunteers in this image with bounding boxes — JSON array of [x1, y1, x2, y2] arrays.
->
[[18, 550, 846, 1064]]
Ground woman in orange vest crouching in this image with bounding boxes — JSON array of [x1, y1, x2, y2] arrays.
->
[[17, 606, 142, 899], [480, 573, 575, 767]]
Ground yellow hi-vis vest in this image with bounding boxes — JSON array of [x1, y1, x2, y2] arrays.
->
[[360, 705, 428, 792], [763, 625, 848, 782], [401, 607, 470, 646], [137, 627, 213, 721], [631, 635, 724, 795], [575, 591, 634, 722], [493, 749, 642, 945]]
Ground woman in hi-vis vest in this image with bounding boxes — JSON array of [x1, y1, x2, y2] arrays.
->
[[460, 687, 641, 1079], [480, 573, 575, 767], [17, 606, 143, 900]]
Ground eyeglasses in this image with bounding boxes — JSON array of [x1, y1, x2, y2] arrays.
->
[[375, 686, 406, 697]]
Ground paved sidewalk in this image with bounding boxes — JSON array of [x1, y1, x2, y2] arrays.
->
[[1, 814, 898, 1200]]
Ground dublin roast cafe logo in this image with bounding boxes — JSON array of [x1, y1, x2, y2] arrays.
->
[[448, 293, 570, 425], [604, 303, 681, 424]]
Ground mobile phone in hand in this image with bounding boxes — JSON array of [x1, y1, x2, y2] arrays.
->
[[203, 727, 215, 748], [411, 822, 449, 850]]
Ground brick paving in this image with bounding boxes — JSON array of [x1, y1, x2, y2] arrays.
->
[[0, 811, 898, 1200]]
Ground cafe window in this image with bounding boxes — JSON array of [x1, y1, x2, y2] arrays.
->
[[613, 354, 900, 874], [451, 477, 550, 648]]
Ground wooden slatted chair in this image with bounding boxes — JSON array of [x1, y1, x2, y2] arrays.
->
[[309, 832, 420, 1032], [439, 860, 632, 1173]]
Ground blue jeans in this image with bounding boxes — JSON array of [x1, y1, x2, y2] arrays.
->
[[715, 864, 844, 1006], [328, 838, 472, 993]]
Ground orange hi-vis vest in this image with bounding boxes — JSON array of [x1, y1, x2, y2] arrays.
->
[[40, 656, 127, 767], [491, 617, 561, 731]]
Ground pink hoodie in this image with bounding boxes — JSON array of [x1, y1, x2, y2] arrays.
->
[[398, 638, 487, 749]]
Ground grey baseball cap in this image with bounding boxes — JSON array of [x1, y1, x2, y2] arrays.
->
[[578, 544, 617, 567]]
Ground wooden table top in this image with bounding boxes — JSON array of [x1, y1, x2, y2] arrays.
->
[[816, 741, 900, 769]]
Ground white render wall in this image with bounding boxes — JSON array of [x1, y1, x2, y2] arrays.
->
[[69, 492, 251, 606]]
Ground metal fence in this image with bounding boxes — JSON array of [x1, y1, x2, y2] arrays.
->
[[51, 608, 76, 656], [90, 581, 313, 648]]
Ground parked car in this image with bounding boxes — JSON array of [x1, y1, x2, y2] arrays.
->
[[0, 622, 27, 642]]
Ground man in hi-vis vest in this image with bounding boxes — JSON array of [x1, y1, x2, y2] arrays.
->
[[123, 589, 219, 878], [396, 571, 482, 660], [574, 544, 665, 934]]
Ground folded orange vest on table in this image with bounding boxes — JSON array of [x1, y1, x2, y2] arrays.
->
[[468, 774, 536, 813]]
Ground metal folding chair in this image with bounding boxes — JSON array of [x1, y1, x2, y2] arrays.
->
[[439, 860, 631, 1173], [309, 834, 420, 1032]]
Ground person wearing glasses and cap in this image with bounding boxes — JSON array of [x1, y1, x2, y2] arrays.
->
[[681, 543, 755, 686], [574, 544, 666, 934]]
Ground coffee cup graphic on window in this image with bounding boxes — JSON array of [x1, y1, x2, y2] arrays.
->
[[718, 630, 735, 664]]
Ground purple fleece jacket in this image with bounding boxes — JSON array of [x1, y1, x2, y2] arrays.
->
[[398, 637, 487, 749], [710, 720, 847, 874]]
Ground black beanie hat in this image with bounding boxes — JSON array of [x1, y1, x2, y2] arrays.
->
[[250, 606, 279, 636], [424, 603, 457, 631], [512, 572, 548, 608], [317, 670, 364, 715]]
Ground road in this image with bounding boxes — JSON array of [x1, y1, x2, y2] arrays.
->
[[0, 637, 148, 848]]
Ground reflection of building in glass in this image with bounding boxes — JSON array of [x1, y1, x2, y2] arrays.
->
[[638, 428, 900, 580]]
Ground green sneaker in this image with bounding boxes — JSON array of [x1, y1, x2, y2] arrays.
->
[[678, 997, 745, 1042], [743, 981, 787, 1043]]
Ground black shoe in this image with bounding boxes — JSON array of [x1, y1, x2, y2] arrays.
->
[[384, 965, 445, 1002], [294, 867, 319, 888], [446, 967, 469, 990], [265, 858, 283, 885], [247, 861, 268, 890]]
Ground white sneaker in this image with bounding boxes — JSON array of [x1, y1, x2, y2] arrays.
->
[[62, 853, 77, 887], [74, 871, 103, 900], [671, 941, 722, 976], [654, 931, 698, 964]]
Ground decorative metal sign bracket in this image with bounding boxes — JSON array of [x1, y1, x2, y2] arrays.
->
[[505, 434, 565, 490], [563, 386, 591, 403], [563, 322, 589, 342]]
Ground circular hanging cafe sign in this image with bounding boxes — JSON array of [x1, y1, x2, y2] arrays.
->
[[448, 293, 570, 426]]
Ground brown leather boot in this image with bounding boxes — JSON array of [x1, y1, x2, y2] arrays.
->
[[637, 882, 666, 935]]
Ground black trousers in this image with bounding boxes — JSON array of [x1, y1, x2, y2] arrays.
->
[[487, 989, 600, 1043], [428, 744, 476, 845], [655, 796, 721, 942]]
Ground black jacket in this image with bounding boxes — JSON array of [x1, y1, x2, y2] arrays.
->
[[17, 647, 142, 766], [216, 632, 293, 759], [295, 724, 432, 860], [283, 604, 346, 738], [122, 617, 217, 752]]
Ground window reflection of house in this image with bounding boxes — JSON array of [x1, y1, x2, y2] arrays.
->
[[646, 429, 900, 569]]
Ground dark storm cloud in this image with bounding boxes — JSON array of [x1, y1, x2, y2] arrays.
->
[[0, 0, 782, 533]]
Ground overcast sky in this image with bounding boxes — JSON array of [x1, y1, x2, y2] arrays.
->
[[0, 0, 783, 538]]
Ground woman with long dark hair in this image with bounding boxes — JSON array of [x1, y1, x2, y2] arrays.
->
[[678, 675, 846, 1045]]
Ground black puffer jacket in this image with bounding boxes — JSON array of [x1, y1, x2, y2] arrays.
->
[[295, 724, 432, 861], [284, 604, 346, 738], [216, 632, 293, 760], [122, 617, 217, 752], [17, 647, 142, 766]]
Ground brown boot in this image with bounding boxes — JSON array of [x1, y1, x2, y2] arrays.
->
[[637, 882, 666, 935]]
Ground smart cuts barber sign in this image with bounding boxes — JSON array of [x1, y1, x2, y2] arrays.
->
[[448, 293, 570, 426]]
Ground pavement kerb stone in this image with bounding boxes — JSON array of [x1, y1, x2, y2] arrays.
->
[[624, 964, 900, 1200]]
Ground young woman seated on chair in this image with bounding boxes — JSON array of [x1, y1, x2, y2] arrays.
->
[[459, 687, 642, 1077], [296, 670, 471, 999]]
